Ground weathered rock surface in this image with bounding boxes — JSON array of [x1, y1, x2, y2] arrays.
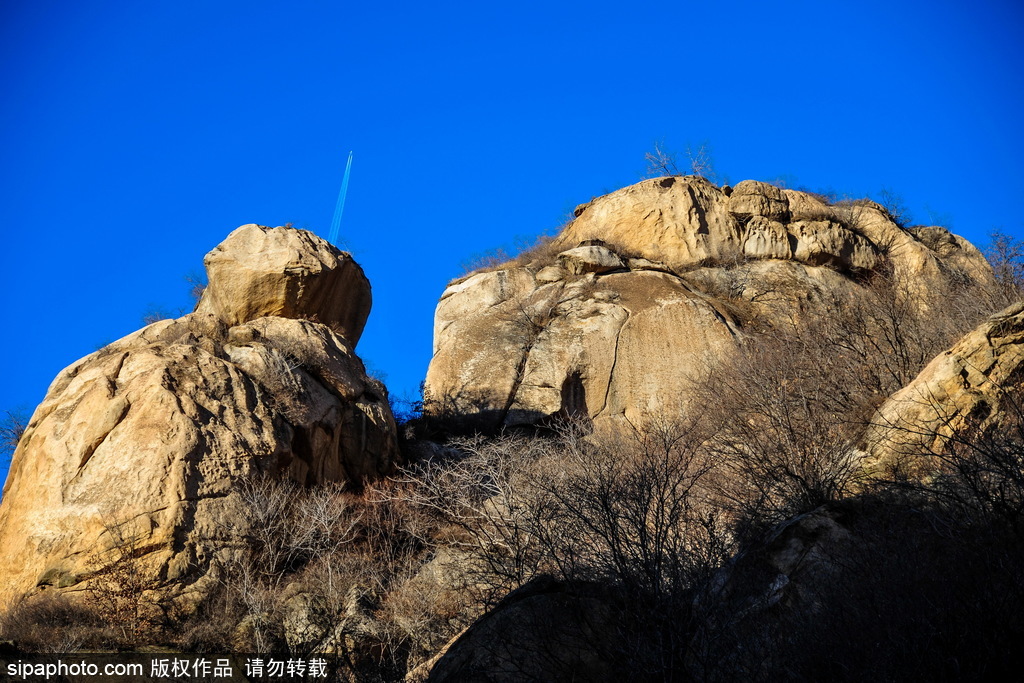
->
[[553, 176, 743, 270], [427, 265, 743, 433], [196, 224, 372, 344], [861, 301, 1024, 475], [426, 177, 994, 432], [729, 180, 790, 223], [557, 244, 625, 275], [0, 227, 397, 605]]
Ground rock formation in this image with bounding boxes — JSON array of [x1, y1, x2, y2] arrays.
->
[[0, 225, 398, 606], [425, 176, 994, 433], [861, 301, 1024, 475], [196, 223, 372, 343]]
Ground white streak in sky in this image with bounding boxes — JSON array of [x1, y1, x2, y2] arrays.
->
[[328, 151, 353, 246]]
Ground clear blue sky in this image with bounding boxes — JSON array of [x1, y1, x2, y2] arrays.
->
[[2, 0, 1023, 478]]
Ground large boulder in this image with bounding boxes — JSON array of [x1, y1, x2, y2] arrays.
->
[[195, 224, 372, 344], [0, 227, 397, 606], [425, 178, 995, 432], [729, 180, 790, 222], [553, 176, 742, 270]]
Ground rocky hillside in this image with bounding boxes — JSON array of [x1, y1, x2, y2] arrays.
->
[[425, 176, 994, 434], [1, 177, 1022, 682]]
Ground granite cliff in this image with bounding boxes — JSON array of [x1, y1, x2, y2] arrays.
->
[[424, 176, 994, 434]]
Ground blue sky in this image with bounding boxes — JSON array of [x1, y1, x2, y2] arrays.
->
[[2, 0, 1023, 478]]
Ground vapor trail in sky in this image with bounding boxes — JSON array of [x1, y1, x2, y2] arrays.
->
[[328, 151, 353, 246]]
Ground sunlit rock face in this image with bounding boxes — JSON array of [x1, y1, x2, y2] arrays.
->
[[860, 301, 1024, 476], [196, 223, 373, 344], [424, 176, 994, 434]]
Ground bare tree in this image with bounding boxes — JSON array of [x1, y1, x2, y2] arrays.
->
[[216, 475, 365, 653], [644, 141, 680, 178], [1, 409, 28, 473], [644, 140, 719, 183], [402, 419, 732, 593], [696, 337, 863, 533], [984, 230, 1024, 306], [878, 186, 913, 228], [87, 516, 164, 646], [185, 270, 208, 304], [686, 142, 718, 183]]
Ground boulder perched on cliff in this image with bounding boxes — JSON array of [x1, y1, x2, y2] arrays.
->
[[0, 226, 397, 606], [196, 224, 372, 344], [425, 176, 994, 433], [861, 301, 1024, 475]]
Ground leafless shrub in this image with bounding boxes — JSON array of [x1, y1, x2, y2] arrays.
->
[[403, 417, 734, 602], [817, 268, 982, 397], [204, 473, 443, 671], [795, 185, 841, 204], [398, 433, 555, 603], [874, 381, 1024, 537], [185, 270, 207, 304], [380, 560, 476, 668], [1, 408, 27, 471], [86, 517, 166, 646], [686, 142, 718, 183], [697, 363, 1024, 681], [984, 229, 1024, 305], [535, 418, 731, 599], [697, 339, 864, 533], [460, 232, 564, 275], [459, 246, 514, 274], [644, 141, 719, 184], [644, 140, 680, 178], [0, 592, 104, 653], [511, 234, 562, 267], [878, 186, 913, 228], [829, 197, 878, 237], [399, 419, 735, 680], [214, 476, 364, 652], [141, 305, 175, 325], [928, 415, 1024, 537], [692, 269, 990, 535]]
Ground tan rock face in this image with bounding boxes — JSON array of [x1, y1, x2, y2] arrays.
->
[[196, 224, 372, 344], [425, 178, 995, 433], [557, 244, 625, 275], [860, 301, 1024, 475], [742, 217, 792, 260], [789, 220, 878, 271], [0, 228, 397, 605], [553, 176, 742, 270], [729, 180, 790, 222], [425, 265, 743, 433]]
